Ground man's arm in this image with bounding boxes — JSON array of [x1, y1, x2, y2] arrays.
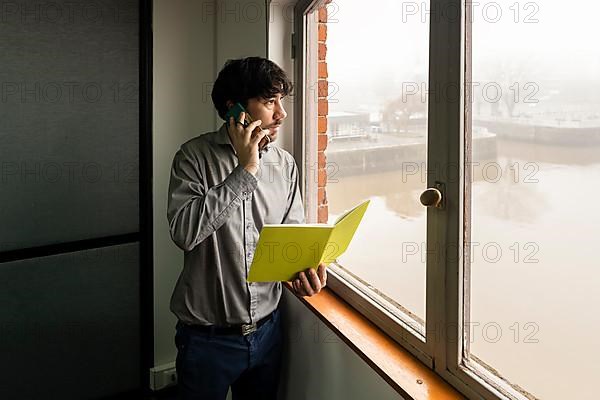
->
[[167, 145, 257, 251]]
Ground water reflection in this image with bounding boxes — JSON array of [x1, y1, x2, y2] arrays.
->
[[325, 137, 600, 364], [327, 168, 425, 219], [328, 139, 600, 220], [473, 157, 547, 225]]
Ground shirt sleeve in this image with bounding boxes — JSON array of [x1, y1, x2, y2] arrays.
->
[[167, 144, 258, 251], [281, 156, 306, 224]]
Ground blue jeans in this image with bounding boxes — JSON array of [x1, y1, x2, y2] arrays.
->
[[174, 308, 283, 400]]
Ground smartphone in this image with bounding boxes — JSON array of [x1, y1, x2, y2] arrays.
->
[[225, 102, 252, 127], [225, 102, 271, 157]]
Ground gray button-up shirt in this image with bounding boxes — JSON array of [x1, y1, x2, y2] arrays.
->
[[167, 123, 305, 326]]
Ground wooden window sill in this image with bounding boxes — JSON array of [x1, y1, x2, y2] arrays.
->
[[284, 283, 465, 400]]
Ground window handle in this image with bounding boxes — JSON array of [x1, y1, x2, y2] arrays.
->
[[420, 184, 444, 209]]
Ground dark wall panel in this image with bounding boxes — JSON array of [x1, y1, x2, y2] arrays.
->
[[0, 0, 140, 251], [0, 243, 140, 399]]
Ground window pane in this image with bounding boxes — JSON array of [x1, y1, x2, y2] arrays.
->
[[467, 1, 600, 398], [325, 0, 430, 325]]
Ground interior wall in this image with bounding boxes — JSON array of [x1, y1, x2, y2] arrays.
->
[[215, 0, 269, 66], [279, 291, 405, 400], [152, 0, 217, 367], [268, 0, 296, 153]]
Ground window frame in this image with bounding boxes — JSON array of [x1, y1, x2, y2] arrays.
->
[[293, 1, 537, 399]]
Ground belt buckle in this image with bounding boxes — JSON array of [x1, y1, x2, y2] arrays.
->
[[241, 323, 257, 336]]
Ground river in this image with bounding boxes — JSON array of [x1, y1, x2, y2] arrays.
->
[[326, 138, 600, 399]]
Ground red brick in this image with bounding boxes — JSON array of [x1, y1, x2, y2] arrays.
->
[[318, 151, 327, 168], [318, 99, 328, 116], [318, 168, 327, 186], [318, 81, 328, 98], [318, 117, 328, 134], [317, 136, 327, 151], [318, 7, 327, 23], [318, 204, 329, 223], [318, 187, 328, 205], [318, 134, 328, 151], [318, 24, 327, 42], [318, 43, 327, 61], [318, 61, 328, 79]]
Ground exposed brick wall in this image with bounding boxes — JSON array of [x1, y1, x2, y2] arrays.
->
[[317, 1, 330, 223]]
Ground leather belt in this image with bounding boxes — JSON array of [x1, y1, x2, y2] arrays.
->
[[182, 310, 275, 336]]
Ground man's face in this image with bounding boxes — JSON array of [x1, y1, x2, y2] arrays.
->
[[245, 93, 287, 143]]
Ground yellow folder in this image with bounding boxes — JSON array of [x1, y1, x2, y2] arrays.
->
[[247, 200, 370, 282]]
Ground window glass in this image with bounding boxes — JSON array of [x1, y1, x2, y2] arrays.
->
[[468, 1, 600, 398], [325, 0, 430, 324]]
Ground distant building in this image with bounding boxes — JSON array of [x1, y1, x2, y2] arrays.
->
[[327, 111, 371, 141]]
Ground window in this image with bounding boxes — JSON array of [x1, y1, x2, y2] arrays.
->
[[295, 0, 600, 399], [296, 0, 433, 365], [324, 0, 430, 329], [465, 1, 600, 398]]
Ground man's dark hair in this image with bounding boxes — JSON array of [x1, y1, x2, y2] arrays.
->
[[211, 57, 293, 120]]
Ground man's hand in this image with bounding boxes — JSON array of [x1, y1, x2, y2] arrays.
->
[[291, 262, 328, 297], [228, 112, 267, 176]]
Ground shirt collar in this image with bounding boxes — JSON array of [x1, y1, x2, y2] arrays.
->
[[214, 122, 238, 155], [215, 122, 232, 145]]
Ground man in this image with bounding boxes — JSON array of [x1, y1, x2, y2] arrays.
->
[[167, 56, 327, 400]]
